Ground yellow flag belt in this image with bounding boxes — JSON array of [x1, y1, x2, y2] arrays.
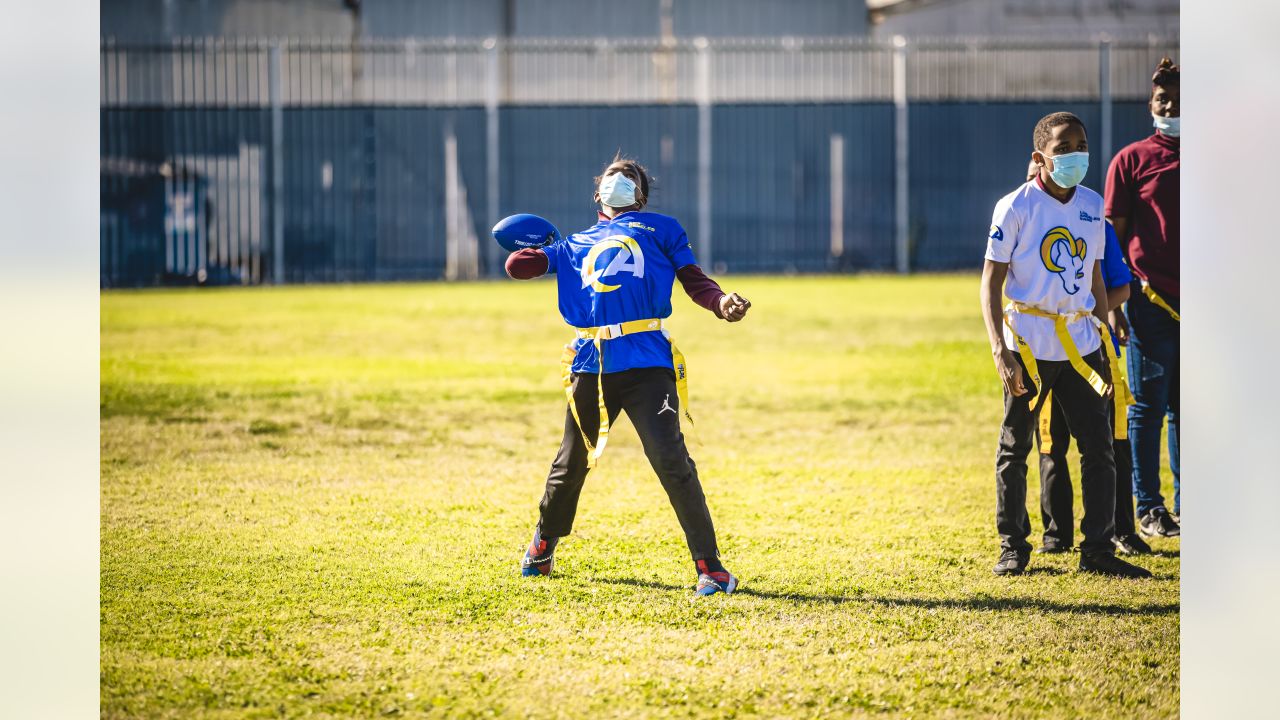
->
[[1141, 280, 1180, 322], [561, 318, 693, 468], [1003, 302, 1135, 441]]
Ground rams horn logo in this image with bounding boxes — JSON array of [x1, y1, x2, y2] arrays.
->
[[989, 225, 1004, 242], [581, 235, 645, 292], [1040, 226, 1088, 295]]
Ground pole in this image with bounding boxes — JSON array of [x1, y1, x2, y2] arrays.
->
[[893, 35, 909, 274], [445, 124, 460, 281], [268, 41, 285, 285], [830, 133, 845, 263], [696, 37, 713, 270], [485, 38, 501, 276], [658, 0, 675, 104], [1099, 38, 1113, 180]]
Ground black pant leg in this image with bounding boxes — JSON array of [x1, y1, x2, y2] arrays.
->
[[536, 372, 625, 539], [1037, 393, 1075, 549], [996, 355, 1058, 554], [1051, 350, 1117, 555], [1113, 432, 1136, 536], [619, 367, 721, 561]]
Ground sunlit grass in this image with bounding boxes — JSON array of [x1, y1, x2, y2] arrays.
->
[[101, 276, 1178, 718]]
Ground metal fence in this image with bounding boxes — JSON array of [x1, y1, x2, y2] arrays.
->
[[100, 35, 1178, 286]]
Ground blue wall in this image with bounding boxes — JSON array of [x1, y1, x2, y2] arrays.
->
[[908, 99, 1154, 270], [101, 100, 1162, 286]]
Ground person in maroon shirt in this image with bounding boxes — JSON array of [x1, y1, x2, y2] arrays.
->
[[1105, 58, 1181, 538]]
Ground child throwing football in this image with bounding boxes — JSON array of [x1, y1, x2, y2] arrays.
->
[[505, 155, 751, 597]]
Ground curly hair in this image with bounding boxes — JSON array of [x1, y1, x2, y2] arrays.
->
[[1032, 112, 1086, 152], [1152, 57, 1179, 89]]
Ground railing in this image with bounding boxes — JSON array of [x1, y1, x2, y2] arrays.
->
[[101, 36, 1173, 106]]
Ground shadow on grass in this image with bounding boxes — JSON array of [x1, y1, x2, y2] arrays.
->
[[1022, 567, 1068, 576], [597, 577, 1180, 617]]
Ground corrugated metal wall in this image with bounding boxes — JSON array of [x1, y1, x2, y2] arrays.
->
[[100, 0, 868, 41], [100, 37, 1178, 287]]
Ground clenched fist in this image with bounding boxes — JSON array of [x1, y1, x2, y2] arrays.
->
[[718, 292, 751, 322]]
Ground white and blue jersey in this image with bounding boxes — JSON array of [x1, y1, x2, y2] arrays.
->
[[986, 179, 1107, 362], [543, 211, 697, 374]]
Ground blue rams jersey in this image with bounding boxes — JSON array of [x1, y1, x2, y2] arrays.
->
[[543, 211, 699, 374]]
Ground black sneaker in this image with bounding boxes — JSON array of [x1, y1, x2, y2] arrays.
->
[[1113, 533, 1153, 555], [1079, 552, 1152, 578], [1036, 543, 1071, 554], [1139, 507, 1180, 538], [993, 549, 1030, 576]]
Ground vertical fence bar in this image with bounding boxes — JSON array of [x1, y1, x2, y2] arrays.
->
[[893, 36, 909, 274], [445, 123, 459, 281], [195, 38, 210, 281], [696, 37, 713, 270], [830, 133, 844, 262], [485, 38, 501, 277], [269, 41, 285, 284], [174, 42, 185, 277], [1099, 38, 1113, 178]]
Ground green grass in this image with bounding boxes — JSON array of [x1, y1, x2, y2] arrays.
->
[[101, 276, 1178, 719]]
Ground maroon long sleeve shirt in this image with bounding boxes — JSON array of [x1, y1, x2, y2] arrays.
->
[[505, 247, 727, 319]]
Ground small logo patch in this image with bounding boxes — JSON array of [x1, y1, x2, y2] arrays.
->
[[658, 394, 676, 416], [1079, 211, 1100, 222], [989, 225, 1004, 242]]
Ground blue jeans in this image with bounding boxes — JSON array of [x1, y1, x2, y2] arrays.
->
[[1125, 285, 1180, 517]]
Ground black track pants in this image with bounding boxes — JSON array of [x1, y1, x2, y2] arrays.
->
[[536, 366, 721, 561], [995, 350, 1117, 556], [1036, 392, 1137, 548]]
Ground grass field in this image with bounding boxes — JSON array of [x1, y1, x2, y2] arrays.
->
[[101, 276, 1178, 719]]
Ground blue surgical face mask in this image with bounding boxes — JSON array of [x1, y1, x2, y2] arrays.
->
[[1153, 114, 1180, 137], [598, 173, 637, 208], [1045, 151, 1089, 189]]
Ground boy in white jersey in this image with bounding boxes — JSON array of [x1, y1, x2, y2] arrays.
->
[[979, 112, 1151, 578]]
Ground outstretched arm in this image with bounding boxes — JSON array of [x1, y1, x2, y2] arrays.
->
[[676, 265, 751, 321], [505, 248, 548, 280]]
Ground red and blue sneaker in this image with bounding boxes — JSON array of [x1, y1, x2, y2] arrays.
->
[[693, 559, 738, 597], [520, 528, 558, 577]]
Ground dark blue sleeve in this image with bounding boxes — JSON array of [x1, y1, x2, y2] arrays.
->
[[661, 218, 698, 269], [1101, 221, 1132, 289]]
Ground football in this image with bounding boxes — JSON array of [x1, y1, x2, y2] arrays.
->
[[492, 213, 561, 253]]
